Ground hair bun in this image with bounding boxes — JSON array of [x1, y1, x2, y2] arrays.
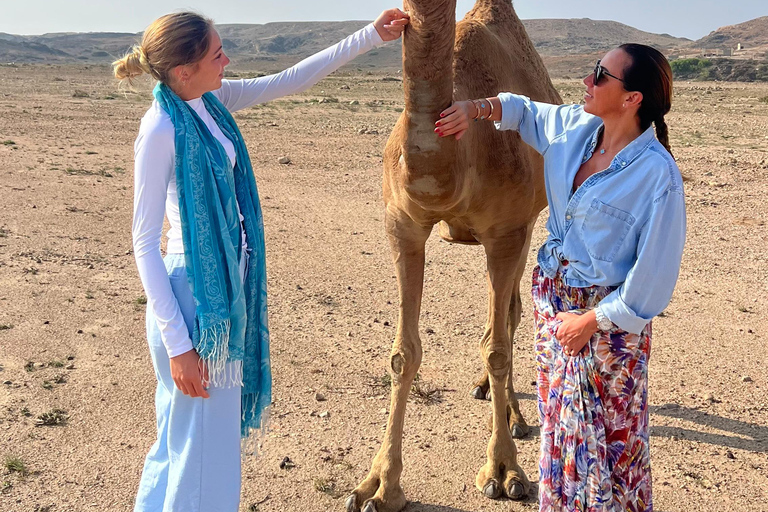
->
[[113, 45, 151, 81], [135, 46, 152, 74]]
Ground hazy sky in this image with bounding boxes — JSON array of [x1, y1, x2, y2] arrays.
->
[[1, 0, 765, 40]]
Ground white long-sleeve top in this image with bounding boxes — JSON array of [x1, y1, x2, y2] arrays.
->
[[133, 23, 384, 357]]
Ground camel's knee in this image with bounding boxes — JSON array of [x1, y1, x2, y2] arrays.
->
[[484, 349, 510, 375], [481, 335, 510, 377], [390, 343, 422, 381]]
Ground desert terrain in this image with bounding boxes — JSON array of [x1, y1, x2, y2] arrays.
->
[[0, 63, 766, 512]]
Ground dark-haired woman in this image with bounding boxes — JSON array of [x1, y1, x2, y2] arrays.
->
[[113, 9, 409, 512], [436, 44, 686, 512]]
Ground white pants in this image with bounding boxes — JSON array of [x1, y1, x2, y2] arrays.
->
[[134, 254, 242, 512]]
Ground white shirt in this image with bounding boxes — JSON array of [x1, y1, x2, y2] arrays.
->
[[133, 24, 383, 357]]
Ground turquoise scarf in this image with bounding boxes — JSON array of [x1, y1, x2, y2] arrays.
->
[[153, 82, 271, 440]]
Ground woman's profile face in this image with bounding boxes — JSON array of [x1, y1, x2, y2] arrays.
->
[[582, 48, 632, 117], [187, 30, 231, 94]]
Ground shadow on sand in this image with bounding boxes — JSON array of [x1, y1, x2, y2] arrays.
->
[[649, 403, 767, 453]]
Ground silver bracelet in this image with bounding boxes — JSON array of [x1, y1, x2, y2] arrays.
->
[[594, 306, 614, 332]]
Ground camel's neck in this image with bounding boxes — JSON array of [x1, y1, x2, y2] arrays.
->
[[398, 0, 459, 208], [401, 0, 457, 114]]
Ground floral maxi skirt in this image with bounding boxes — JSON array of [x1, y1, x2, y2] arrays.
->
[[532, 266, 652, 512]]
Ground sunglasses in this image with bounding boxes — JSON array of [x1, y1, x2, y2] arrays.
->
[[593, 60, 625, 86]]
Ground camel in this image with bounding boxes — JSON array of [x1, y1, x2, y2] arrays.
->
[[345, 1, 561, 511]]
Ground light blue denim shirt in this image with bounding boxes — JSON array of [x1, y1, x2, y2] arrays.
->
[[495, 93, 686, 334]]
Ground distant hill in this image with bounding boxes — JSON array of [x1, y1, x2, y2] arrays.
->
[[693, 16, 768, 51], [522, 19, 689, 55], [0, 17, 692, 72]]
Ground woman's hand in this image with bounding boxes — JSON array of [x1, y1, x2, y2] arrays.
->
[[169, 349, 210, 398], [373, 8, 410, 42], [555, 310, 598, 357], [435, 100, 476, 140]]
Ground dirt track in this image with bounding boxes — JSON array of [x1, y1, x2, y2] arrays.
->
[[0, 64, 766, 512]]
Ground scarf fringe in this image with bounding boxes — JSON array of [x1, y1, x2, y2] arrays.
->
[[241, 404, 271, 457], [197, 320, 244, 388]]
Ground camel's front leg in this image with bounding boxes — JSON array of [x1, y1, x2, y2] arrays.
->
[[346, 211, 431, 512], [475, 230, 531, 501]]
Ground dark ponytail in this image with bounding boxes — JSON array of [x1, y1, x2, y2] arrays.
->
[[619, 44, 674, 158], [654, 116, 671, 156]]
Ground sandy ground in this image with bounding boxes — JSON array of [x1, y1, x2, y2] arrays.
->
[[0, 64, 766, 512]]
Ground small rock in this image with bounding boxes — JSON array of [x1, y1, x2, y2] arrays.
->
[[278, 156, 291, 165], [426, 328, 435, 335], [726, 450, 736, 460], [349, 100, 359, 105], [358, 128, 367, 135], [742, 375, 753, 383], [339, 84, 350, 90], [279, 456, 295, 469], [319, 411, 330, 419], [380, 407, 388, 414], [315, 392, 327, 402], [367, 129, 379, 135], [3, 380, 11, 385]]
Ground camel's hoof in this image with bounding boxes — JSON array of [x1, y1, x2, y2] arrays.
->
[[362, 501, 378, 512], [511, 423, 528, 439], [345, 494, 358, 512], [506, 481, 526, 500], [483, 480, 502, 499], [471, 386, 485, 400]]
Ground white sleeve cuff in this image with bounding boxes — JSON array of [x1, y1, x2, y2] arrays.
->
[[365, 23, 385, 47], [165, 340, 196, 359]]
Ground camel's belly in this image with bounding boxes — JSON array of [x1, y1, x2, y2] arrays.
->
[[438, 220, 480, 245]]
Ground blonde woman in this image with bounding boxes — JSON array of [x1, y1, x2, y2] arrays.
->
[[113, 9, 409, 512]]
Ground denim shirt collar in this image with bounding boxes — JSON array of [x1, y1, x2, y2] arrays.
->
[[583, 124, 657, 171]]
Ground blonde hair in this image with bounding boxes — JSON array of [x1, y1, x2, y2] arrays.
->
[[113, 12, 214, 85]]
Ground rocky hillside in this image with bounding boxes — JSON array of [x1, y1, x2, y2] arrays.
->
[[3, 16, 767, 81], [0, 18, 691, 70], [522, 18, 688, 55], [693, 16, 768, 52]]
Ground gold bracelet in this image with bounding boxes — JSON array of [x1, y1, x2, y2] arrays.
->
[[486, 98, 494, 120]]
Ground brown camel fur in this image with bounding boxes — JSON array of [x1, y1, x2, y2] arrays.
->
[[345, 1, 562, 511]]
